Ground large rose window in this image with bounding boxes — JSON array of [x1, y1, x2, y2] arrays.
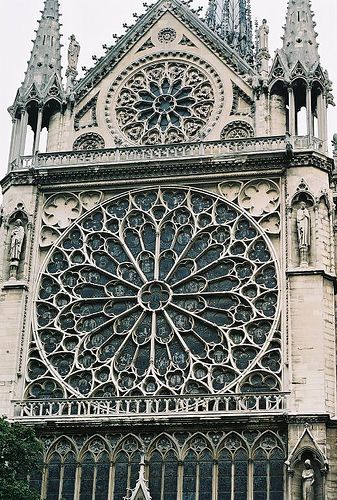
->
[[29, 187, 281, 399], [106, 57, 222, 145]]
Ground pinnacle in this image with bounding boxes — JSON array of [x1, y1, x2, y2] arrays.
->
[[282, 0, 320, 71], [20, 0, 63, 98]]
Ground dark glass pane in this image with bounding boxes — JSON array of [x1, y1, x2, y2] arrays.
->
[[163, 451, 178, 500], [130, 452, 141, 490], [199, 451, 213, 500], [80, 453, 95, 500], [114, 452, 129, 500], [62, 453, 77, 500], [218, 450, 232, 499], [182, 451, 197, 500], [95, 452, 111, 500], [253, 449, 267, 500], [234, 449, 248, 499], [29, 465, 43, 497], [149, 451, 163, 500], [46, 455, 61, 500], [270, 449, 284, 500]]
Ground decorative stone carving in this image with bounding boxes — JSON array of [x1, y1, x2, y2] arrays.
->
[[158, 28, 177, 43], [302, 459, 315, 500], [43, 193, 81, 229], [73, 133, 105, 151], [40, 226, 61, 248], [260, 214, 281, 235], [218, 181, 242, 202], [105, 54, 223, 145], [31, 186, 281, 399], [230, 83, 254, 116], [296, 202, 311, 267], [79, 191, 103, 211], [137, 38, 155, 52], [9, 219, 25, 279], [74, 93, 99, 131], [179, 35, 195, 47], [239, 180, 280, 217], [221, 121, 254, 140]]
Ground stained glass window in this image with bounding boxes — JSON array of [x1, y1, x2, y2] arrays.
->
[[30, 187, 281, 400]]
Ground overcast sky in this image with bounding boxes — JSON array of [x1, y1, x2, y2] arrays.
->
[[1, 0, 336, 180]]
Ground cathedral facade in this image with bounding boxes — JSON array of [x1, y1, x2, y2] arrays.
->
[[1, 0, 337, 498]]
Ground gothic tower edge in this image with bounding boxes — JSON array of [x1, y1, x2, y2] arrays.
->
[[1, 0, 337, 498]]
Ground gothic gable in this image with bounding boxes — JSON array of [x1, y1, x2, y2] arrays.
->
[[69, 0, 255, 151]]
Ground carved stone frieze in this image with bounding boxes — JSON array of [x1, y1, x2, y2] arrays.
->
[[43, 193, 82, 229]]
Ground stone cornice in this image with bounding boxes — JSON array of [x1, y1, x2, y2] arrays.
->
[[1, 151, 333, 194]]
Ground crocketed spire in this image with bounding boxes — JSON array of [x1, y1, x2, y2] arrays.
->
[[205, 0, 254, 63], [21, 0, 63, 96], [282, 0, 320, 70]]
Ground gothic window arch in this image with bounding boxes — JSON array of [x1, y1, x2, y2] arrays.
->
[[78, 437, 111, 500], [113, 437, 142, 500], [148, 436, 179, 500], [182, 435, 214, 500], [44, 438, 77, 500], [252, 433, 285, 500]]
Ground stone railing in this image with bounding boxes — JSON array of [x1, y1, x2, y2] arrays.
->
[[13, 393, 288, 422], [11, 136, 288, 171]]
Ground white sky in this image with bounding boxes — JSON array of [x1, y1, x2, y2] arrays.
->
[[0, 0, 336, 180]]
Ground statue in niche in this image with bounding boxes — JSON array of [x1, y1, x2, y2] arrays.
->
[[296, 201, 310, 267], [9, 219, 25, 279], [67, 35, 80, 71], [258, 19, 269, 50], [302, 459, 315, 500]]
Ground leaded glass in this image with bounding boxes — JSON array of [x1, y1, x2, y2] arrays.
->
[[46, 455, 61, 500], [30, 187, 281, 398], [79, 453, 95, 500], [107, 59, 222, 145]]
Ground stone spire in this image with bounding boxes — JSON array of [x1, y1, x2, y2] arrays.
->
[[21, 0, 62, 96], [282, 0, 320, 70], [205, 0, 254, 63]]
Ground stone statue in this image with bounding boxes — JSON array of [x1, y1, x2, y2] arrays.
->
[[10, 219, 25, 261], [297, 202, 310, 248], [302, 459, 315, 500], [9, 219, 25, 280], [258, 19, 269, 50], [67, 35, 80, 71], [296, 201, 311, 267]]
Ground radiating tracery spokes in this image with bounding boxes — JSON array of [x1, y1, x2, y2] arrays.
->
[[30, 187, 281, 399], [114, 61, 216, 145]]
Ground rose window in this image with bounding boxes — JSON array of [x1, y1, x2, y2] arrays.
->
[[29, 187, 281, 399], [111, 60, 218, 145]]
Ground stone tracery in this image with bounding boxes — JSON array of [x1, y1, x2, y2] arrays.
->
[[106, 56, 222, 145], [28, 186, 281, 399]]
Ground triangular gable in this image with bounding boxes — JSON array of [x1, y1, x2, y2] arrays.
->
[[124, 460, 152, 500], [285, 426, 328, 470], [269, 50, 289, 83], [75, 0, 255, 103]]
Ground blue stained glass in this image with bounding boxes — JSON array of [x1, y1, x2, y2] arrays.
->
[[199, 451, 213, 500], [62, 453, 77, 500], [218, 450, 232, 499], [114, 452, 129, 500], [182, 451, 197, 500], [130, 452, 141, 490], [234, 449, 248, 498], [95, 452, 110, 500], [149, 451, 163, 500], [80, 453, 95, 500], [46, 455, 61, 500], [163, 451, 178, 500]]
